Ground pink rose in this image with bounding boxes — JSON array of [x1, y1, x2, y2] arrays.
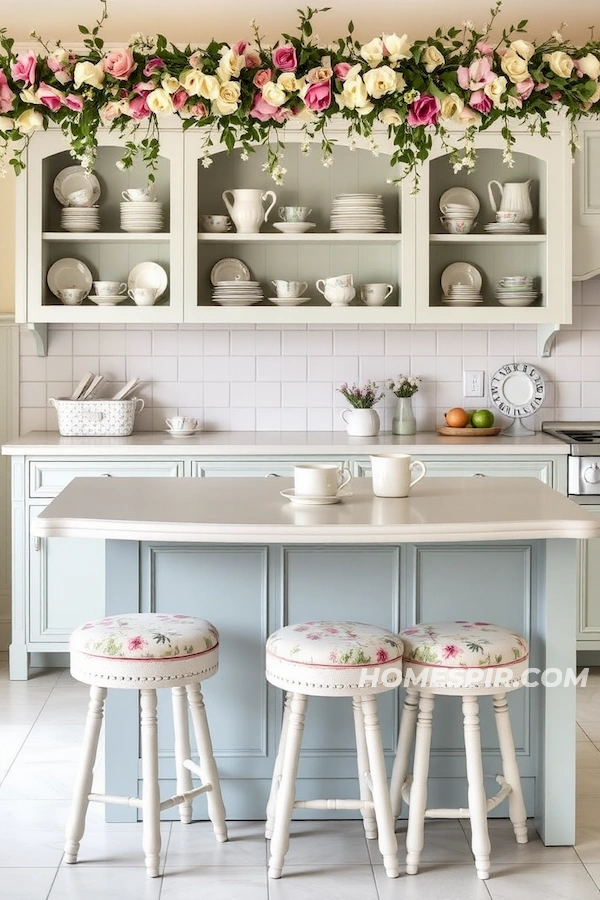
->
[[244, 49, 261, 68], [457, 56, 495, 91], [469, 89, 492, 113], [53, 69, 72, 86], [249, 92, 287, 122], [37, 82, 64, 112], [517, 77, 535, 99], [253, 68, 272, 89], [535, 81, 549, 91], [103, 48, 136, 80], [233, 40, 248, 56], [64, 93, 84, 111], [0, 72, 16, 114], [334, 62, 353, 80], [302, 79, 331, 112], [128, 94, 151, 119], [143, 57, 165, 77], [46, 57, 71, 83], [476, 41, 494, 56], [11, 51, 37, 85], [188, 51, 203, 69], [133, 81, 155, 96], [172, 88, 188, 110], [272, 44, 298, 71], [407, 93, 440, 126], [186, 100, 208, 117]]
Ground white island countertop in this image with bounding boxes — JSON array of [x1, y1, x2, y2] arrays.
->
[[1, 430, 569, 457], [32, 476, 598, 544]]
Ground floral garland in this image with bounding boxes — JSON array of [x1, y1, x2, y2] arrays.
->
[[0, 1, 599, 185]]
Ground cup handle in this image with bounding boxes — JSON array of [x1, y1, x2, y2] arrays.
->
[[277, 207, 285, 220], [409, 460, 427, 488], [165, 417, 173, 428], [222, 190, 234, 216], [338, 467, 352, 491], [487, 180, 502, 212], [118, 283, 127, 294], [384, 284, 393, 299], [121, 191, 130, 201], [135, 398, 145, 413], [306, 209, 312, 217], [262, 191, 277, 222], [316, 279, 325, 295], [299, 282, 308, 294], [340, 410, 351, 425], [128, 290, 135, 300]]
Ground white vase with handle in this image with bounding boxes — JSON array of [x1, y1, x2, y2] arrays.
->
[[222, 188, 277, 233], [340, 408, 381, 437], [487, 180, 533, 222]]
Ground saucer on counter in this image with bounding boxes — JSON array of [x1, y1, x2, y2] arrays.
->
[[280, 488, 353, 506], [165, 427, 201, 437]]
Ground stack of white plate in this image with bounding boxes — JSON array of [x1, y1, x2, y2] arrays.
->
[[495, 277, 537, 307], [211, 281, 264, 306], [330, 193, 386, 233], [442, 285, 483, 306], [61, 207, 100, 233], [120, 201, 164, 233], [440, 262, 483, 306], [484, 221, 530, 234]]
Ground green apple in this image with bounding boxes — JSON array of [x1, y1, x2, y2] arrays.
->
[[471, 409, 495, 428]]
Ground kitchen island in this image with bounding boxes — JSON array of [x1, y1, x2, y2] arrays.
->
[[32, 474, 598, 845]]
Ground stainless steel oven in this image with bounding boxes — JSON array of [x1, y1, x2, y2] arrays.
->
[[543, 422, 600, 501]]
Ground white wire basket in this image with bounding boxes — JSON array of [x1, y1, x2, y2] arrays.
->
[[48, 398, 145, 437]]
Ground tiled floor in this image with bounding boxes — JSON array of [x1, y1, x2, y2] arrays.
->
[[1, 655, 600, 900]]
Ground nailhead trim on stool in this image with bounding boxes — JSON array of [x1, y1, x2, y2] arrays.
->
[[65, 613, 228, 877], [265, 621, 403, 880], [390, 621, 529, 882]]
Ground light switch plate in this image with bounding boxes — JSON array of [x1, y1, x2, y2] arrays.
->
[[464, 370, 485, 398]]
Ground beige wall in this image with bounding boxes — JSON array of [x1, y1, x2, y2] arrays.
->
[[0, 172, 16, 315]]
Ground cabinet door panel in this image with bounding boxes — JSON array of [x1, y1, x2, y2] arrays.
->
[[354, 456, 553, 483], [29, 459, 184, 498], [578, 505, 600, 643], [190, 458, 348, 478]]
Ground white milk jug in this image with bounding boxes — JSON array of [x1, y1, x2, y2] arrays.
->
[[487, 179, 533, 222], [222, 188, 277, 234]]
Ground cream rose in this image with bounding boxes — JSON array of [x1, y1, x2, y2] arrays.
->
[[421, 45, 444, 73], [73, 61, 105, 90], [277, 72, 303, 93], [578, 53, 600, 80], [161, 75, 180, 94], [261, 81, 287, 107], [146, 88, 174, 114], [19, 87, 40, 104], [213, 81, 240, 115], [363, 65, 398, 98], [357, 101, 375, 115], [500, 50, 530, 84], [510, 40, 536, 62], [337, 75, 369, 110], [379, 107, 403, 126], [217, 48, 243, 82], [484, 75, 508, 107], [306, 66, 333, 84], [360, 37, 384, 68], [440, 92, 464, 120], [382, 33, 412, 62], [15, 108, 44, 133], [456, 105, 481, 127], [180, 69, 219, 99], [544, 50, 574, 79], [100, 100, 125, 122]]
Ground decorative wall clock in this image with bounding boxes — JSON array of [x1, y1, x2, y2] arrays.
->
[[489, 363, 546, 436]]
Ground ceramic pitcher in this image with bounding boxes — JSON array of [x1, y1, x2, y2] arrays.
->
[[222, 188, 277, 233], [487, 179, 533, 222]]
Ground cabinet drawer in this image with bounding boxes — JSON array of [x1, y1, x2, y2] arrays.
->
[[190, 458, 348, 478], [354, 457, 554, 484], [29, 459, 184, 498]]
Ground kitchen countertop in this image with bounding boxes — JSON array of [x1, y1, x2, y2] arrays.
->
[[1, 430, 569, 456], [32, 476, 596, 543]]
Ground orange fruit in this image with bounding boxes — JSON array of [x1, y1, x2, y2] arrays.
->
[[445, 407, 469, 428]]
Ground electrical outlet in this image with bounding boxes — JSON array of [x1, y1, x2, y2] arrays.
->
[[464, 370, 485, 398]]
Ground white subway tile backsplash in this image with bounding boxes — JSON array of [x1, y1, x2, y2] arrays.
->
[[16, 275, 600, 436]]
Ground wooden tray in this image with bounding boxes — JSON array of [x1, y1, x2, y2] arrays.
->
[[436, 426, 502, 437]]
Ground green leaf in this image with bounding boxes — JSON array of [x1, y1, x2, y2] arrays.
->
[[347, 20, 354, 34], [78, 25, 89, 34]]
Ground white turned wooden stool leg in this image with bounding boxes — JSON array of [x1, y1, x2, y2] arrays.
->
[[171, 685, 194, 825], [462, 695, 491, 880], [493, 693, 528, 844], [268, 692, 307, 879], [265, 692, 292, 840], [390, 687, 419, 818], [405, 691, 435, 875], [64, 685, 106, 863], [353, 696, 378, 840], [140, 689, 162, 877], [361, 695, 399, 878], [186, 683, 228, 843]]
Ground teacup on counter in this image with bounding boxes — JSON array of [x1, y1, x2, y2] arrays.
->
[[57, 287, 87, 306], [278, 206, 312, 223], [200, 214, 232, 233], [122, 187, 154, 202], [166, 416, 200, 433], [128, 287, 159, 306], [92, 281, 127, 297], [271, 279, 308, 299], [360, 283, 394, 307], [294, 463, 352, 498], [370, 453, 427, 498]]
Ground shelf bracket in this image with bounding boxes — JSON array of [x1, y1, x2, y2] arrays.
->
[[25, 324, 48, 357], [537, 324, 559, 358]]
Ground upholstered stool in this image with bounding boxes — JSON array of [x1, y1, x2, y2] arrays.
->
[[390, 621, 529, 881], [65, 613, 228, 877], [265, 620, 403, 879]]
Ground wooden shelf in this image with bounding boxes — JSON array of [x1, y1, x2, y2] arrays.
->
[[429, 233, 547, 244], [42, 232, 171, 242], [197, 232, 402, 243]]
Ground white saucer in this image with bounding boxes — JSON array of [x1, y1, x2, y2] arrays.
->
[[269, 296, 311, 306], [88, 294, 126, 306], [273, 222, 316, 234], [165, 428, 200, 437], [280, 488, 353, 506]]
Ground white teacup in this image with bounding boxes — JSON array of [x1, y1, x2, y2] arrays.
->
[[66, 188, 93, 207], [278, 206, 312, 223], [121, 188, 154, 202], [57, 288, 86, 305], [271, 279, 308, 298], [93, 281, 127, 296], [316, 281, 356, 306], [370, 453, 427, 498], [321, 273, 353, 288], [496, 210, 521, 224], [128, 287, 158, 306], [294, 463, 352, 497], [200, 214, 232, 233], [166, 416, 199, 432], [360, 283, 393, 306]]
